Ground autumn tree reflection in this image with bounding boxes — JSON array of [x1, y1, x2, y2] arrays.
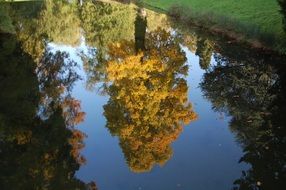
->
[[101, 11, 197, 172], [80, 1, 171, 89], [200, 51, 286, 190], [0, 34, 94, 189]]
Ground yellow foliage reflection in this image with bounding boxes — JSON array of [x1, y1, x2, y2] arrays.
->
[[103, 28, 197, 173]]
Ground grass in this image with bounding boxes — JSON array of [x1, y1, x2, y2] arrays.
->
[[142, 0, 286, 52]]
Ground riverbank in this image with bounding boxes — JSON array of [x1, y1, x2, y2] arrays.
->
[[142, 0, 286, 53]]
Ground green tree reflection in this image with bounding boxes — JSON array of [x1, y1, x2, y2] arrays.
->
[[80, 0, 135, 51], [195, 38, 213, 70], [39, 0, 81, 46], [10, 0, 81, 62], [0, 2, 14, 33]]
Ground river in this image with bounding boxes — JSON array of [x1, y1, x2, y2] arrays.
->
[[0, 1, 285, 190]]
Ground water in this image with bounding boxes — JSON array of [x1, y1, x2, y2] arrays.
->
[[0, 1, 285, 190]]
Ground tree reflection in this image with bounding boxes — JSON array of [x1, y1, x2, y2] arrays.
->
[[40, 0, 81, 46], [0, 2, 14, 33], [278, 0, 286, 33], [195, 37, 213, 70], [80, 0, 135, 56], [79, 0, 137, 89], [0, 34, 95, 189], [80, 0, 172, 89], [134, 8, 147, 52], [37, 50, 82, 118], [101, 10, 197, 173], [12, 0, 81, 62], [200, 49, 286, 190]]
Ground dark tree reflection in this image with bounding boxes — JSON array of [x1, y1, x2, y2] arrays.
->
[[0, 34, 95, 190], [134, 8, 147, 53], [200, 49, 286, 190]]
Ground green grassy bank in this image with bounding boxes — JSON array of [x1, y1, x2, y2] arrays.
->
[[142, 0, 286, 52]]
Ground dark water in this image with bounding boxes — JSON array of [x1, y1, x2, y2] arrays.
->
[[0, 1, 286, 190]]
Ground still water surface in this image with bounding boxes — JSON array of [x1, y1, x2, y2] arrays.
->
[[0, 1, 285, 190]]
